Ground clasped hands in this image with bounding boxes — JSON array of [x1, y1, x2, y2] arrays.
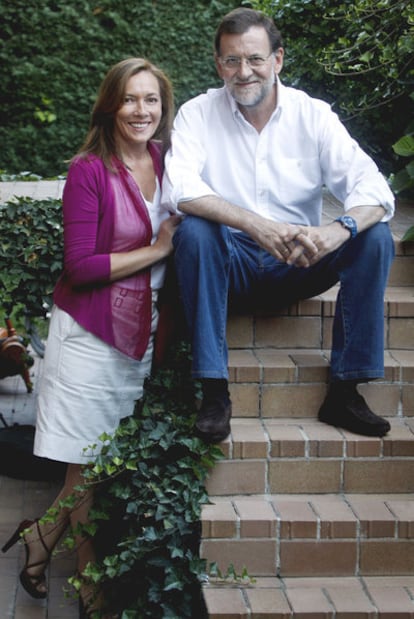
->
[[255, 220, 348, 268], [278, 225, 318, 268]]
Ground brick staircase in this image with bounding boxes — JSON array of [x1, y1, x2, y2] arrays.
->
[[200, 195, 414, 618], [2, 182, 413, 617]]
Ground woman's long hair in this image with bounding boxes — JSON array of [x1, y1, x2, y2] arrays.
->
[[75, 57, 174, 168]]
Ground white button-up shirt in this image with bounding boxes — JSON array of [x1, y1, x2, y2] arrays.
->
[[162, 79, 394, 226]]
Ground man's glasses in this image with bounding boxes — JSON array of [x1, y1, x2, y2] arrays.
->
[[218, 52, 274, 70]]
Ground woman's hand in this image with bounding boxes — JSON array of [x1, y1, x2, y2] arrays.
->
[[154, 215, 182, 257]]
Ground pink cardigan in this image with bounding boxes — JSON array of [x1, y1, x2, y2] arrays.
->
[[53, 141, 163, 358]]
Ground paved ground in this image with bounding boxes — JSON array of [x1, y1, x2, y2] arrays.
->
[[0, 361, 78, 618], [0, 180, 412, 618], [1, 181, 75, 619]]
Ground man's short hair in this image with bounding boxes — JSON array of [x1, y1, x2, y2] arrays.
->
[[214, 7, 283, 55]]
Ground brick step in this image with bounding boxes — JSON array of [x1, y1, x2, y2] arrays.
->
[[203, 575, 414, 618], [201, 493, 414, 578], [389, 239, 414, 286], [227, 285, 414, 352], [228, 349, 414, 418], [205, 418, 414, 496]]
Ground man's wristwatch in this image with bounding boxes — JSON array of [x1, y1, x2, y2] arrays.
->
[[335, 215, 358, 239]]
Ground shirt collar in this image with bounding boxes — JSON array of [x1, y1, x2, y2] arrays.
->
[[275, 77, 285, 113]]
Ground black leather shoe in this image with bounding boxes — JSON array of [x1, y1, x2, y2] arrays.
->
[[318, 382, 390, 437], [195, 396, 232, 443]]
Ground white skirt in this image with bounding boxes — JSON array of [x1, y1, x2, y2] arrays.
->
[[34, 299, 157, 465]]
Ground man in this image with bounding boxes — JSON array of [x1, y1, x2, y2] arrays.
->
[[162, 7, 395, 443]]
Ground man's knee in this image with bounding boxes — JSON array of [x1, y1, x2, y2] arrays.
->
[[353, 222, 394, 264], [173, 215, 224, 253], [341, 222, 394, 284], [360, 222, 393, 250]]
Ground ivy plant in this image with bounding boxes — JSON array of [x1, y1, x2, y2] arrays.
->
[[0, 0, 239, 177], [60, 342, 224, 618], [0, 196, 63, 320]]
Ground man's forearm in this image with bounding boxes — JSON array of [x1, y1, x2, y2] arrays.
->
[[178, 195, 261, 235], [179, 195, 317, 263], [345, 205, 387, 233]]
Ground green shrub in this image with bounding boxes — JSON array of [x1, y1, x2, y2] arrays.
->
[[251, 0, 413, 176], [0, 0, 239, 177], [0, 196, 63, 319], [392, 129, 414, 198]]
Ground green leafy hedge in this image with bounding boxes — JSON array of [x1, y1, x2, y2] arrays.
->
[[0, 196, 63, 318], [0, 0, 239, 177], [2, 0, 412, 181]]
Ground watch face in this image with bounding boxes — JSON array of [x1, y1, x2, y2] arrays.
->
[[338, 215, 357, 238]]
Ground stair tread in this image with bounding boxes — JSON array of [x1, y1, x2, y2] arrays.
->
[[205, 417, 414, 496], [202, 492, 414, 540], [218, 416, 414, 457], [227, 284, 414, 320], [227, 286, 414, 352], [203, 575, 414, 618], [201, 492, 414, 578], [229, 347, 414, 378], [227, 351, 414, 418]]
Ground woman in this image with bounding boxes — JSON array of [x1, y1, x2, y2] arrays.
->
[[2, 57, 180, 617]]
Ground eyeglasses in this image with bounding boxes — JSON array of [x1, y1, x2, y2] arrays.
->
[[218, 52, 274, 70]]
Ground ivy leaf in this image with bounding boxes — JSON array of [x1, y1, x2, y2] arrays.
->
[[393, 135, 414, 157], [171, 546, 184, 559], [392, 168, 412, 193], [359, 50, 373, 63], [163, 518, 174, 530], [164, 574, 184, 592], [143, 527, 158, 541]]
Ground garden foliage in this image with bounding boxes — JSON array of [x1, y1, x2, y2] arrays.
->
[[1, 0, 412, 184], [251, 0, 413, 180], [0, 196, 63, 319], [0, 193, 227, 616], [0, 0, 239, 177]]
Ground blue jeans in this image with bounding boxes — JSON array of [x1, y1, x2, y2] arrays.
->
[[173, 216, 395, 382]]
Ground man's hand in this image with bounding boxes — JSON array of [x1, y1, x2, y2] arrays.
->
[[285, 222, 351, 267], [248, 219, 319, 267], [285, 205, 387, 267], [249, 218, 351, 268]]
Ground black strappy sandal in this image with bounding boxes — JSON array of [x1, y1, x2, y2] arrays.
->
[[2, 518, 50, 599]]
